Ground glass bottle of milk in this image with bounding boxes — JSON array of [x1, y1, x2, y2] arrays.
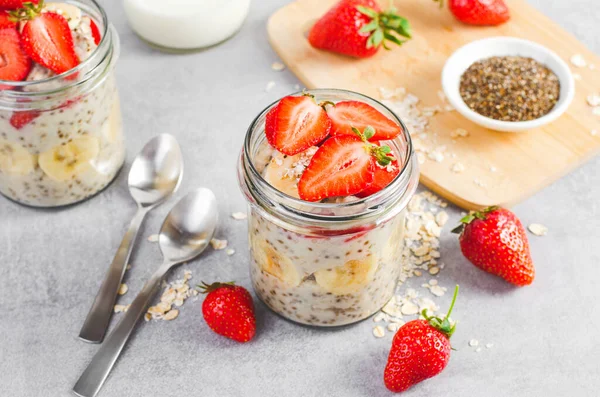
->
[[124, 0, 251, 52]]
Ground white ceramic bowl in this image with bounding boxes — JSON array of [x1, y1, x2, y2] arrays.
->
[[441, 37, 575, 133]]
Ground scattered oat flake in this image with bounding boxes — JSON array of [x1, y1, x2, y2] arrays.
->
[[430, 285, 446, 297], [373, 325, 385, 338], [573, 73, 582, 81], [486, 343, 494, 349], [451, 162, 465, 173], [265, 81, 276, 92], [429, 267, 440, 275], [210, 238, 228, 250], [469, 339, 479, 347], [592, 107, 600, 116], [163, 309, 179, 321], [271, 61, 285, 71], [114, 304, 129, 313], [226, 248, 236, 256], [401, 301, 420, 315], [118, 283, 128, 295], [587, 94, 600, 107], [373, 312, 387, 322], [147, 234, 159, 242], [435, 211, 449, 227], [570, 54, 587, 67], [387, 323, 401, 332], [473, 178, 486, 187], [475, 347, 482, 353], [231, 212, 247, 220], [528, 223, 548, 236], [450, 128, 469, 138]]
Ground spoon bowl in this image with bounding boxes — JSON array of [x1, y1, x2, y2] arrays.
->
[[128, 134, 183, 207], [159, 188, 218, 263]]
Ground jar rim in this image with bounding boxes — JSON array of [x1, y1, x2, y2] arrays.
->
[[0, 0, 110, 91], [239, 88, 419, 225]]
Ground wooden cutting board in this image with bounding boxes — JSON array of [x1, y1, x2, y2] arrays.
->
[[267, 0, 600, 209]]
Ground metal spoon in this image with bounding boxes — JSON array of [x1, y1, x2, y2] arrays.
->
[[79, 134, 183, 344], [73, 188, 218, 397]]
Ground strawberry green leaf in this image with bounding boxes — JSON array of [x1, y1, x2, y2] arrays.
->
[[356, 5, 378, 19], [371, 28, 384, 48], [363, 125, 375, 140], [381, 146, 392, 154], [359, 20, 378, 33], [383, 32, 405, 46]]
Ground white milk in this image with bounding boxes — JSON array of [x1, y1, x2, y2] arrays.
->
[[123, 0, 251, 50]]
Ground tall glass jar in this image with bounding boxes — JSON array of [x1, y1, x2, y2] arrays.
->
[[238, 89, 419, 326], [0, 0, 123, 207]]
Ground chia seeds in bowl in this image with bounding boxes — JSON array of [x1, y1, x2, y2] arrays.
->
[[459, 56, 560, 122]]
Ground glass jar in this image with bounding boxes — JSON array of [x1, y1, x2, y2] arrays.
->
[[0, 0, 123, 207], [238, 89, 419, 326]]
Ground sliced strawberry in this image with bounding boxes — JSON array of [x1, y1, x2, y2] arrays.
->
[[327, 101, 402, 141], [0, 28, 31, 89], [298, 135, 375, 201], [89, 18, 101, 45], [0, 11, 16, 28], [0, 0, 38, 10], [10, 110, 40, 129], [356, 157, 400, 197], [265, 95, 331, 156], [20, 12, 79, 75]]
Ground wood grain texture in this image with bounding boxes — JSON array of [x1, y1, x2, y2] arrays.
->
[[267, 0, 600, 209]]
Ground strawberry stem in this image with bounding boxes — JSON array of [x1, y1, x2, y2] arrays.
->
[[355, 5, 411, 50], [351, 126, 394, 166], [421, 285, 459, 338], [197, 281, 235, 294], [9, 0, 44, 22], [451, 206, 499, 234]]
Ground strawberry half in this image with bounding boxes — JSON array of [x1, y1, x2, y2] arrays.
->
[[327, 101, 402, 141], [0, 11, 16, 28], [298, 126, 395, 201], [0, 28, 31, 90], [20, 11, 80, 75], [89, 18, 101, 45], [356, 157, 400, 197], [265, 94, 331, 156]]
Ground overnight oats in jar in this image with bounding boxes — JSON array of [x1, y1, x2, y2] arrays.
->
[[238, 89, 419, 326], [0, 0, 123, 207]]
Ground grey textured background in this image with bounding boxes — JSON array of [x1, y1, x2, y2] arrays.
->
[[1, 1, 599, 396]]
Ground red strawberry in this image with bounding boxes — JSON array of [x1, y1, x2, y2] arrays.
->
[[10, 110, 40, 129], [20, 11, 80, 75], [308, 0, 412, 58], [0, 28, 31, 89], [452, 207, 534, 286], [0, 11, 16, 28], [89, 18, 101, 45], [356, 157, 400, 197], [449, 0, 510, 26], [298, 126, 395, 201], [327, 100, 402, 141], [384, 286, 459, 393], [0, 0, 38, 10], [199, 282, 256, 343], [265, 94, 331, 156]]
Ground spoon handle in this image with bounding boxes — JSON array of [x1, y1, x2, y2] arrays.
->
[[73, 263, 168, 397], [79, 206, 149, 344]]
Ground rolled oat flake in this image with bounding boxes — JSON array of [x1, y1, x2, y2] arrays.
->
[[459, 56, 560, 122]]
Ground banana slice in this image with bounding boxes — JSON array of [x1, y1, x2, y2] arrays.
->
[[314, 256, 378, 295], [38, 136, 100, 181], [44, 3, 82, 29], [251, 236, 302, 287], [262, 146, 318, 199], [0, 139, 36, 176]]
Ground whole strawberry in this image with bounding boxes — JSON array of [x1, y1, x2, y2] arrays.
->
[[199, 281, 256, 343], [308, 0, 412, 58], [449, 0, 510, 26], [384, 286, 459, 392], [452, 206, 534, 286]]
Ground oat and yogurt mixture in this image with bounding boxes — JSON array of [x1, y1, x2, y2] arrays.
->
[[0, 2, 123, 207]]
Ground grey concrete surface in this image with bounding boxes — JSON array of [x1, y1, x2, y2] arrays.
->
[[1, 1, 599, 396]]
